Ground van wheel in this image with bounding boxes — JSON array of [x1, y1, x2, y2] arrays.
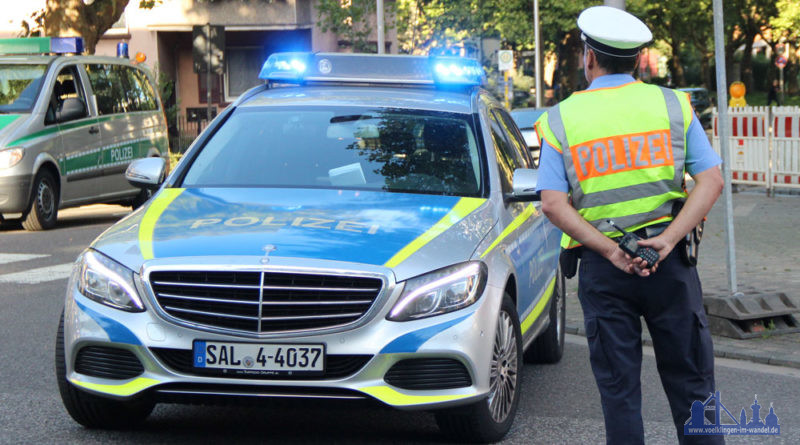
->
[[55, 311, 154, 428], [435, 293, 522, 443], [22, 170, 59, 231], [524, 269, 566, 364]]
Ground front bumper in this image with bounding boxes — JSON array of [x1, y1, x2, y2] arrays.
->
[[0, 173, 32, 213], [62, 265, 504, 410]]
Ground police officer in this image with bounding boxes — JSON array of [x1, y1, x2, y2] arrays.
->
[[534, 6, 724, 445]]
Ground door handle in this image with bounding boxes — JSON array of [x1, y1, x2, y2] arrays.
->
[[88, 126, 99, 135]]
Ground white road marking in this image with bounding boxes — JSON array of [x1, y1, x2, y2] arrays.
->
[[0, 263, 74, 284], [0, 253, 49, 266], [566, 334, 800, 379]]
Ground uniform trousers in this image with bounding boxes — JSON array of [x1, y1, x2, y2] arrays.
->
[[578, 247, 724, 445]]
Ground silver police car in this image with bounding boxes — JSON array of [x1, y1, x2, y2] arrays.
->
[[56, 53, 564, 442]]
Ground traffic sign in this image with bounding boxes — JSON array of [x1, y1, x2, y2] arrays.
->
[[498, 50, 513, 71], [776, 56, 787, 69]]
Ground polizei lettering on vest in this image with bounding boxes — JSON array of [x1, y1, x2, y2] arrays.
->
[[571, 129, 673, 182]]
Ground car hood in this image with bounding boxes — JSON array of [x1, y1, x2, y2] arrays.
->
[[92, 187, 494, 280]]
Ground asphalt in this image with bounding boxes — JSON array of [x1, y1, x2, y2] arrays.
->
[[564, 187, 800, 369]]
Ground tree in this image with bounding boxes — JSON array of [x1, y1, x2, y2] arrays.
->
[[21, 1, 159, 54], [768, 0, 800, 94], [316, 0, 380, 53]]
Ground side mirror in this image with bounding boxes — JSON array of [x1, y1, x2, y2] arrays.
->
[[508, 168, 540, 202], [126, 157, 166, 190], [56, 98, 87, 123]]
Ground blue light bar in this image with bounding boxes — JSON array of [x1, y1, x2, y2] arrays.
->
[[258, 52, 486, 88], [430, 57, 484, 86], [258, 52, 310, 81], [50, 37, 84, 54], [0, 37, 84, 55]]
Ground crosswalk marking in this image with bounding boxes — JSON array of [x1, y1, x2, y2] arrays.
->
[[0, 263, 74, 284], [0, 253, 49, 266]]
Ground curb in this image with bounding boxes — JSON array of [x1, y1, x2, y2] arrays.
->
[[566, 323, 800, 370]]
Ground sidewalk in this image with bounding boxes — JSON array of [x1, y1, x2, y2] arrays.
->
[[564, 189, 800, 368]]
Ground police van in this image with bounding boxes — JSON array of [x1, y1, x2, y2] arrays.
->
[[0, 37, 168, 230], [56, 52, 564, 442]]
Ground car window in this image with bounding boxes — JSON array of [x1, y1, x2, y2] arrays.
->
[[0, 64, 47, 113], [495, 109, 534, 168], [181, 106, 483, 197], [45, 65, 88, 125], [85, 64, 157, 115], [488, 110, 517, 193]]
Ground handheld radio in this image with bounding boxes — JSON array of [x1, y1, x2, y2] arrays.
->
[[606, 220, 660, 266]]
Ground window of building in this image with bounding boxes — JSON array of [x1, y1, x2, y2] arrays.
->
[[224, 46, 263, 101]]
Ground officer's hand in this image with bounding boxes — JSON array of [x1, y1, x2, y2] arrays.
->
[[607, 247, 645, 276], [636, 235, 676, 272]]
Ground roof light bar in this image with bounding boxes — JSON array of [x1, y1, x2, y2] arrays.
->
[[430, 57, 484, 86], [258, 52, 486, 87], [258, 52, 310, 81], [0, 37, 84, 55]]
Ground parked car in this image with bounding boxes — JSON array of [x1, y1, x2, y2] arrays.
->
[[56, 52, 564, 442], [0, 37, 168, 230], [510, 107, 546, 166], [679, 87, 712, 130]]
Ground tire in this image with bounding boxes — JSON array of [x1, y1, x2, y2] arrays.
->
[[55, 311, 154, 429], [22, 169, 59, 231], [524, 268, 566, 364], [435, 293, 523, 443]]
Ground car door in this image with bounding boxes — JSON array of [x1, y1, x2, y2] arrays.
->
[[496, 108, 561, 276], [47, 64, 104, 204], [487, 107, 548, 320], [85, 64, 160, 200]]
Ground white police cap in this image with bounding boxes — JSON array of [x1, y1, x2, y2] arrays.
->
[[577, 6, 652, 57]]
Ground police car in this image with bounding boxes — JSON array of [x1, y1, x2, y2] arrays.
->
[[0, 37, 168, 230], [56, 52, 564, 442]]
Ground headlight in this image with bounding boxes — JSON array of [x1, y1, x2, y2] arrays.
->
[[0, 148, 23, 169], [77, 250, 144, 312], [388, 261, 487, 321]]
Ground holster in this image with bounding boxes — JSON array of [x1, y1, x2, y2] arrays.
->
[[559, 247, 580, 278], [672, 200, 703, 267]]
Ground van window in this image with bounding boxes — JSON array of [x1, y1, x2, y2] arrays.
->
[[85, 64, 158, 114], [0, 64, 47, 113], [45, 66, 88, 125]]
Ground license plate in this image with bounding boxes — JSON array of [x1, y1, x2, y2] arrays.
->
[[193, 341, 325, 375]]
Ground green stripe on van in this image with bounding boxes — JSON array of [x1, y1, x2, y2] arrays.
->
[[0, 114, 22, 131]]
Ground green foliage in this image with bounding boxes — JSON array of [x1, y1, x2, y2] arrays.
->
[[316, 0, 379, 52]]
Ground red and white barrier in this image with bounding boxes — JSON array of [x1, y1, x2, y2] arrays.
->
[[712, 106, 800, 191], [772, 107, 800, 189], [712, 107, 770, 187]]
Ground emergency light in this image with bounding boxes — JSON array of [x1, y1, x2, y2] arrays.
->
[[0, 37, 84, 55], [258, 52, 485, 87]]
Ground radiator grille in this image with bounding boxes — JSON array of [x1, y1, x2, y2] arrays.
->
[[149, 271, 382, 334]]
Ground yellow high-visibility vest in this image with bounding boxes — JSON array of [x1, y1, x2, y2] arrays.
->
[[535, 81, 693, 249]]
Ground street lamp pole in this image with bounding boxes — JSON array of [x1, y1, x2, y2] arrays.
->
[[604, 0, 626, 9], [376, 0, 385, 54], [534, 0, 542, 108], [712, 0, 738, 294]]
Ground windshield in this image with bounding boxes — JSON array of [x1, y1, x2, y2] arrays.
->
[[181, 106, 483, 197], [0, 64, 47, 113]]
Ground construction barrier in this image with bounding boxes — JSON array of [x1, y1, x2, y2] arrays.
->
[[772, 107, 800, 189], [712, 106, 800, 192]]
